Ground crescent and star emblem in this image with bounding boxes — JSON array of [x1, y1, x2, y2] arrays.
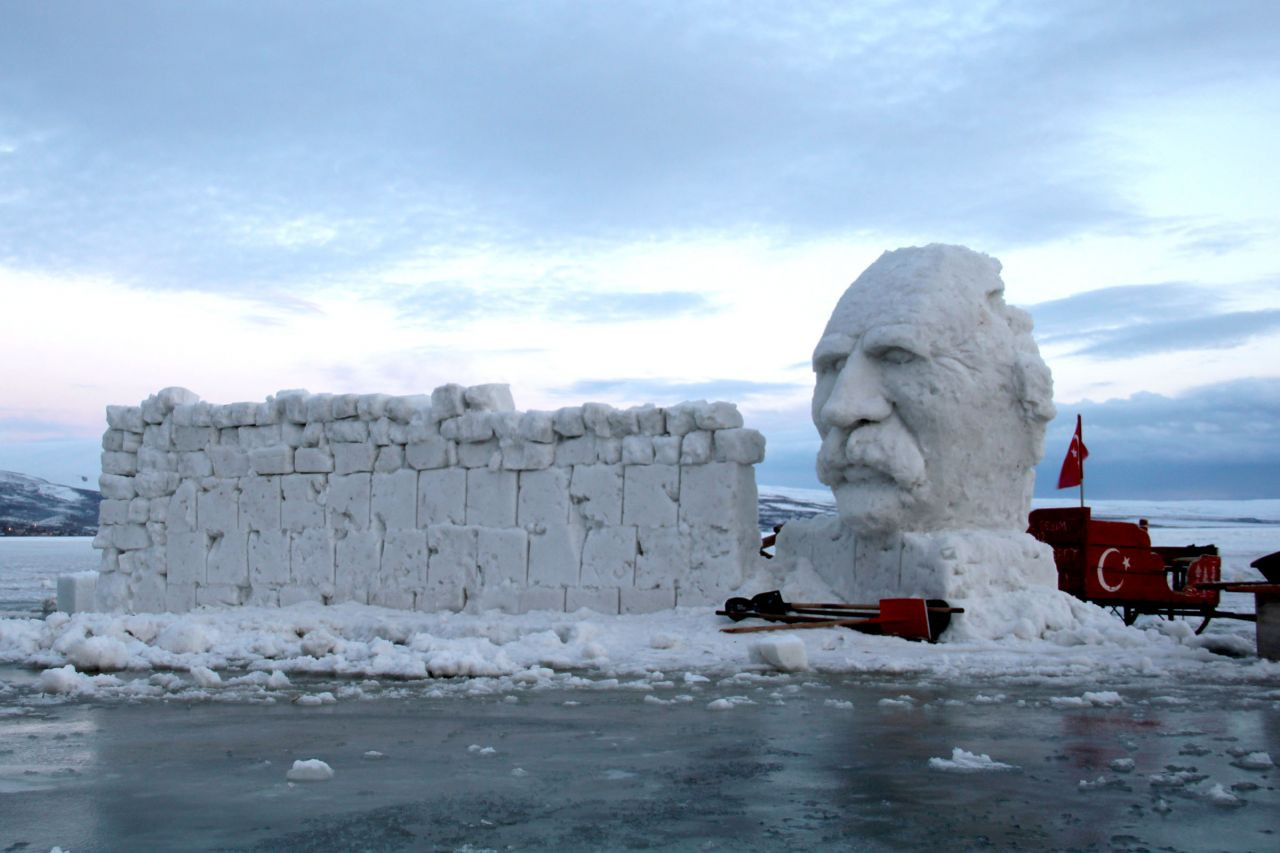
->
[[1096, 547, 1125, 593]]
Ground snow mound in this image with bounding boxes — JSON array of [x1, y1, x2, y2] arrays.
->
[[286, 759, 334, 781], [928, 748, 1016, 772]]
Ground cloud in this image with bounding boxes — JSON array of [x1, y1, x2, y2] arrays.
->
[[1029, 281, 1280, 358], [562, 378, 805, 404], [4, 3, 1277, 293], [1036, 378, 1280, 498], [391, 286, 712, 325]]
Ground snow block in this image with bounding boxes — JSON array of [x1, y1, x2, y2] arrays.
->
[[371, 469, 418, 531], [569, 465, 623, 527], [501, 440, 555, 471], [333, 529, 378, 604], [623, 465, 679, 528], [209, 446, 250, 478], [57, 572, 98, 615], [166, 530, 208, 586], [621, 586, 676, 614], [516, 468, 571, 527], [290, 528, 334, 587], [327, 473, 371, 531], [431, 384, 466, 420], [679, 431, 712, 465], [552, 406, 586, 437], [99, 474, 136, 500], [567, 586, 619, 615], [466, 469, 517, 528], [374, 445, 404, 473], [464, 383, 515, 412], [101, 450, 138, 476], [248, 529, 291, 587], [554, 435, 597, 467], [197, 479, 239, 534], [580, 526, 637, 587], [635, 526, 685, 589], [240, 476, 282, 531], [333, 441, 377, 475], [281, 474, 327, 531], [249, 446, 294, 475], [207, 528, 249, 586], [426, 524, 478, 610], [477, 527, 528, 586], [406, 436, 454, 470], [528, 520, 584, 588], [621, 436, 654, 466], [295, 447, 335, 474], [456, 440, 499, 468], [383, 528, 429, 588], [418, 468, 467, 526]]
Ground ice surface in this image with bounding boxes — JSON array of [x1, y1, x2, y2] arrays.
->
[[928, 748, 1016, 772]]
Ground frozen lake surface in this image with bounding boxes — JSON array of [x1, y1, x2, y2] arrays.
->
[[2, 670, 1276, 852]]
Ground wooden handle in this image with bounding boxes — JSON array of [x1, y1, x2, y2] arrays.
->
[[722, 617, 875, 634]]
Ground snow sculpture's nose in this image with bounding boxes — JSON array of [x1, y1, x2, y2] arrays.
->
[[820, 351, 892, 429]]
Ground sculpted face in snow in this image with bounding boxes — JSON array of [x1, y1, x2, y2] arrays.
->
[[812, 245, 1055, 534]]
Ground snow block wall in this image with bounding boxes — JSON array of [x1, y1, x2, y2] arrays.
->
[[92, 385, 764, 615]]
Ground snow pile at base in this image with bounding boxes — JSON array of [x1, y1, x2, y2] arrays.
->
[[928, 748, 1016, 772], [0, 583, 1272, 705]]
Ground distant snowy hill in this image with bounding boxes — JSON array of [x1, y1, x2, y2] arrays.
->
[[757, 485, 836, 530], [0, 470, 101, 535]]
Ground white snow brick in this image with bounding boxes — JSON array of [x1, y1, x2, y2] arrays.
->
[[249, 446, 294, 475], [278, 390, 310, 423], [580, 527, 638, 588], [127, 497, 150, 524], [156, 386, 200, 410], [148, 497, 168, 523], [166, 531, 208, 586], [140, 395, 166, 424], [489, 412, 521, 440], [621, 436, 654, 465], [567, 587, 619, 615], [469, 584, 524, 614], [418, 468, 467, 526], [121, 430, 143, 452], [197, 479, 239, 534], [370, 582, 415, 611], [519, 586, 567, 612], [301, 422, 326, 447], [552, 406, 586, 437], [374, 445, 405, 473], [99, 499, 130, 526], [142, 422, 172, 449], [426, 525, 479, 610], [305, 393, 334, 423], [197, 584, 246, 607], [554, 436, 597, 467], [280, 422, 304, 447], [406, 436, 454, 470], [207, 528, 249, 586], [94, 571, 130, 611], [581, 402, 613, 437], [281, 474, 327, 531], [679, 431, 712, 465], [177, 451, 212, 478], [99, 474, 135, 500], [209, 446, 250, 478], [111, 523, 150, 551], [245, 584, 280, 608], [57, 572, 98, 615], [477, 527, 528, 586], [332, 530, 378, 604], [405, 419, 439, 443], [750, 637, 808, 672], [291, 528, 334, 587], [372, 469, 418, 531], [527, 521, 585, 588], [441, 412, 495, 443], [596, 438, 623, 465], [331, 393, 360, 420], [333, 441, 377, 474], [464, 384, 515, 412], [172, 425, 215, 452], [165, 583, 197, 613], [327, 473, 371, 531], [372, 418, 409, 445], [620, 586, 676, 614], [663, 402, 699, 436], [456, 439, 499, 469], [218, 426, 240, 445], [106, 405, 145, 433], [518, 411, 556, 443], [135, 471, 179, 499], [248, 529, 290, 587], [137, 447, 176, 472], [239, 424, 282, 449], [102, 428, 126, 451], [357, 393, 392, 420], [653, 435, 681, 465], [130, 572, 167, 613], [634, 405, 665, 435], [466, 469, 517, 527], [713, 428, 766, 465], [383, 528, 429, 588], [144, 522, 166, 548], [431, 384, 466, 420], [101, 451, 137, 476], [296, 446, 335, 474], [696, 401, 743, 430], [623, 465, 680, 528], [681, 525, 749, 597], [279, 584, 323, 606], [387, 394, 431, 423], [607, 408, 639, 437], [166, 479, 199, 531], [325, 419, 369, 442], [517, 468, 571, 527], [501, 440, 555, 471], [679, 462, 758, 532], [569, 465, 623, 527]]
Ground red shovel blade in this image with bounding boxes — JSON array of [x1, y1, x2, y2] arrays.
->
[[866, 598, 932, 642]]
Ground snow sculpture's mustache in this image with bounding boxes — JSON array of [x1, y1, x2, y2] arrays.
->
[[817, 420, 927, 491]]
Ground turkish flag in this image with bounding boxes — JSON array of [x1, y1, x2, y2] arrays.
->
[[1057, 415, 1088, 489]]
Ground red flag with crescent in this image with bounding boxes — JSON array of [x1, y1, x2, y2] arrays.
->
[[1057, 415, 1088, 489]]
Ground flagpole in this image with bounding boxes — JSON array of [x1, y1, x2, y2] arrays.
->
[[1078, 415, 1085, 509]]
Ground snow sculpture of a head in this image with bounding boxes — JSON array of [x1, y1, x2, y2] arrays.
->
[[812, 244, 1055, 535]]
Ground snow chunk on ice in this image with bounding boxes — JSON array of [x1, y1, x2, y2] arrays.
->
[[467, 744, 496, 755], [286, 759, 334, 781], [1200, 781, 1244, 807], [707, 696, 755, 711], [1109, 758, 1135, 773], [749, 636, 808, 672], [65, 636, 129, 672], [928, 748, 1015, 772], [190, 666, 221, 688], [1049, 690, 1122, 708], [1231, 751, 1274, 770]]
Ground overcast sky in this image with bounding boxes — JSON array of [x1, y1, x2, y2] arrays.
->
[[2, 1, 1278, 497]]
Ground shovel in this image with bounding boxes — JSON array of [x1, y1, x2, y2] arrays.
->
[[722, 598, 949, 642]]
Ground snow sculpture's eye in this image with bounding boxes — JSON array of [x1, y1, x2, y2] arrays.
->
[[874, 346, 918, 365], [830, 357, 847, 374]]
